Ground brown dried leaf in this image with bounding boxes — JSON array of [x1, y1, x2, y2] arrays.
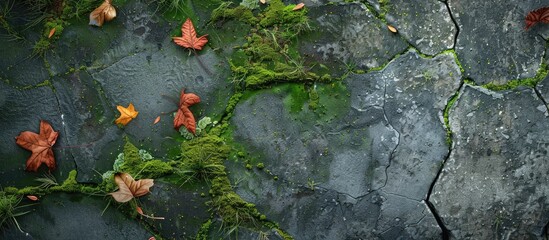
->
[[153, 116, 161, 125], [293, 3, 305, 11], [48, 28, 56, 38], [89, 0, 117, 27], [387, 25, 397, 33], [110, 173, 154, 203], [15, 120, 59, 172], [173, 88, 200, 134], [27, 195, 39, 201]]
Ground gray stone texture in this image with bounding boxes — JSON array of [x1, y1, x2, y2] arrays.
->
[[300, 3, 409, 74], [431, 85, 549, 239], [231, 50, 461, 239], [448, 0, 547, 84], [1, 193, 150, 239], [385, 0, 456, 55]]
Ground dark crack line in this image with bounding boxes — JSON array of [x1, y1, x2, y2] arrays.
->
[[379, 75, 401, 191], [426, 200, 450, 240], [444, 0, 460, 51], [424, 81, 464, 240], [47, 73, 78, 172], [534, 87, 549, 114]]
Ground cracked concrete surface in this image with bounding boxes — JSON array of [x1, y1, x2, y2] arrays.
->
[[2, 0, 549, 239]]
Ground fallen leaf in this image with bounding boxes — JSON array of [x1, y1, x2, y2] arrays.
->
[[387, 25, 397, 33], [525, 7, 549, 30], [293, 3, 305, 11], [89, 0, 117, 27], [115, 103, 138, 126], [260, 0, 266, 4], [48, 28, 56, 38], [137, 207, 165, 220], [174, 88, 201, 134], [110, 173, 154, 203], [153, 116, 161, 125], [26, 195, 39, 201], [15, 120, 59, 172], [173, 18, 209, 51], [149, 237, 156, 240]]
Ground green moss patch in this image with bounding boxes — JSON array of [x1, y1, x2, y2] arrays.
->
[[212, 0, 333, 89]]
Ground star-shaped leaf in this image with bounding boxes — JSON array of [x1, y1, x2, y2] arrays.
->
[[172, 18, 209, 51], [15, 120, 59, 172], [115, 103, 138, 126]]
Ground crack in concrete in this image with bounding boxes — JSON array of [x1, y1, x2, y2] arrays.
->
[[444, 0, 460, 51], [534, 87, 549, 114], [379, 75, 401, 191], [46, 68, 78, 172], [423, 81, 465, 240]]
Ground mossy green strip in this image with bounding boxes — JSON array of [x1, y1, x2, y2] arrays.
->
[[482, 62, 548, 91]]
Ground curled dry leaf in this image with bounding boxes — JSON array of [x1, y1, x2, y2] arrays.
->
[[115, 103, 138, 126], [48, 28, 56, 38], [174, 88, 201, 134], [153, 116, 161, 125], [293, 3, 305, 11], [89, 0, 117, 27], [525, 7, 549, 30], [387, 25, 397, 33], [173, 18, 209, 51], [15, 120, 59, 172], [110, 173, 154, 203], [26, 195, 39, 201]]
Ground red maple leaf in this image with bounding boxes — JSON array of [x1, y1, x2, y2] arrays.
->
[[15, 120, 59, 172], [172, 18, 209, 51], [525, 7, 549, 30], [174, 88, 201, 134]]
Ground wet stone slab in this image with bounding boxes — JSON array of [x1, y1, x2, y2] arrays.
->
[[139, 181, 210, 239], [0, 81, 75, 187], [1, 193, 150, 239], [384, 0, 456, 55], [230, 50, 461, 238], [448, 0, 547, 84], [299, 2, 409, 74], [431, 85, 549, 239]]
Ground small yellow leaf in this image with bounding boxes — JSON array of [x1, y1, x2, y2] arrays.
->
[[153, 116, 161, 125], [293, 3, 305, 11], [115, 103, 138, 126], [387, 25, 398, 33]]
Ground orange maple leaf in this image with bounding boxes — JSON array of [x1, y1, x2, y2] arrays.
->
[[115, 103, 138, 126], [174, 88, 201, 134], [110, 173, 154, 203], [15, 120, 59, 172], [172, 18, 209, 51]]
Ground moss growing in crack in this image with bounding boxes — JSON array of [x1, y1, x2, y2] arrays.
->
[[482, 62, 548, 91], [117, 140, 174, 179], [177, 134, 230, 182], [213, 0, 331, 89], [208, 176, 264, 230], [195, 219, 212, 240], [211, 3, 258, 25], [0, 192, 29, 232], [443, 91, 460, 145]]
